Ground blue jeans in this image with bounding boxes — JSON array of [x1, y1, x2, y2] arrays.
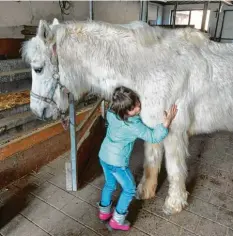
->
[[99, 159, 136, 215]]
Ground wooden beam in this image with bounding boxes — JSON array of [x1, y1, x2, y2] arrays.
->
[[0, 106, 95, 160]]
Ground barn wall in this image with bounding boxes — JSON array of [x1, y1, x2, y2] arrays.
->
[[0, 1, 89, 38], [94, 1, 163, 25], [0, 1, 162, 38]]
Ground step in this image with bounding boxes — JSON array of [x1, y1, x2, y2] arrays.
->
[[0, 59, 29, 72], [0, 111, 35, 132], [0, 111, 47, 145], [0, 89, 44, 144], [0, 92, 100, 145], [0, 59, 31, 85], [0, 77, 31, 93], [0, 90, 99, 118], [0, 103, 30, 119], [0, 68, 31, 84], [0, 100, 99, 146]]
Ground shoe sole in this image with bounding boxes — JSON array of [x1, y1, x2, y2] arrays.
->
[[107, 223, 130, 231]]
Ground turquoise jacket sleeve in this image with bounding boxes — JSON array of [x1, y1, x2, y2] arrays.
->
[[132, 118, 169, 143]]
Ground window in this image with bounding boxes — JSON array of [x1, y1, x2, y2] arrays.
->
[[170, 10, 210, 31], [174, 11, 190, 25]]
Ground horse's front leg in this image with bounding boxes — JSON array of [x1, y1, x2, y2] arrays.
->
[[163, 131, 189, 215], [136, 142, 164, 199]]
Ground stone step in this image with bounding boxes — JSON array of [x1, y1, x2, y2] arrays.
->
[[0, 59, 31, 90], [0, 77, 31, 93], [0, 59, 29, 72], [0, 103, 30, 119], [0, 68, 31, 84], [0, 111, 35, 131], [0, 90, 99, 118], [0, 111, 46, 145], [0, 91, 100, 145], [0, 100, 99, 146]]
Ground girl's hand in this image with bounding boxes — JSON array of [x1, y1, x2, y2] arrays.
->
[[163, 104, 178, 128]]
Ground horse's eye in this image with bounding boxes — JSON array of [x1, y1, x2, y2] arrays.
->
[[34, 67, 43, 74]]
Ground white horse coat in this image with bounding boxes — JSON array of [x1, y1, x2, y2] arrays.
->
[[22, 18, 233, 215]]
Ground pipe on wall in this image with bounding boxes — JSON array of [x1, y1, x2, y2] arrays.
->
[[89, 0, 94, 21], [172, 2, 178, 28], [213, 1, 222, 41], [140, 1, 148, 22]]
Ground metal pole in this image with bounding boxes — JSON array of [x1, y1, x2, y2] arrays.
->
[[89, 0, 94, 21], [68, 1, 95, 192], [214, 1, 222, 41], [139, 1, 142, 20], [219, 10, 226, 42], [201, 1, 209, 32], [156, 5, 159, 25], [173, 2, 178, 28], [69, 93, 77, 191], [140, 0, 148, 23]]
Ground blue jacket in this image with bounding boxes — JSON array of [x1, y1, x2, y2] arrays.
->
[[99, 110, 169, 167]]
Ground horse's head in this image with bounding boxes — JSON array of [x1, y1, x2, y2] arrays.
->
[[22, 18, 69, 120]]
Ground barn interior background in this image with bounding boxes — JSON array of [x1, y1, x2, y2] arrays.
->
[[1, 0, 233, 145], [1, 1, 233, 236]]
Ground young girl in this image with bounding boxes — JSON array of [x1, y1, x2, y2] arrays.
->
[[98, 86, 177, 231]]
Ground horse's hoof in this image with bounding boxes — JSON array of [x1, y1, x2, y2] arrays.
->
[[163, 194, 188, 215], [136, 184, 155, 200]]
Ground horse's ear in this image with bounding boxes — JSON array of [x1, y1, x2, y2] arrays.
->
[[37, 20, 54, 42], [52, 18, 60, 26]]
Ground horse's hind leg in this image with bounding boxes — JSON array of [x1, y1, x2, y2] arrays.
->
[[163, 131, 189, 215], [136, 142, 164, 199]]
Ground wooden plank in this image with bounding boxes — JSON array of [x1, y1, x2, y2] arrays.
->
[[0, 106, 94, 160], [77, 116, 105, 185], [0, 39, 24, 59], [0, 111, 105, 189]]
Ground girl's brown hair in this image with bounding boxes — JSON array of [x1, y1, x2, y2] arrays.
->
[[110, 86, 140, 121]]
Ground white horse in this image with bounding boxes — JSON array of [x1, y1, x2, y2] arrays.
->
[[22, 18, 233, 215]]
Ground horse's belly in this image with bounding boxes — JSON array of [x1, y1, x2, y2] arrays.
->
[[140, 104, 164, 128], [190, 91, 233, 135]]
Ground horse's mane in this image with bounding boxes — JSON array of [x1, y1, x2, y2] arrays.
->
[[56, 20, 211, 48], [22, 20, 212, 65]]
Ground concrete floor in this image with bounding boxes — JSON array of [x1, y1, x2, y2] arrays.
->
[[1, 132, 233, 236]]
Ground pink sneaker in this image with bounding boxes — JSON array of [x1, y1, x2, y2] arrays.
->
[[99, 212, 112, 221], [108, 210, 130, 231], [98, 202, 112, 221]]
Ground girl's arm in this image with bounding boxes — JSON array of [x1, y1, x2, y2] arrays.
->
[[132, 120, 168, 143], [132, 104, 177, 143]]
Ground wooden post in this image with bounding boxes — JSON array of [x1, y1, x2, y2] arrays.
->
[[201, 1, 209, 32]]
